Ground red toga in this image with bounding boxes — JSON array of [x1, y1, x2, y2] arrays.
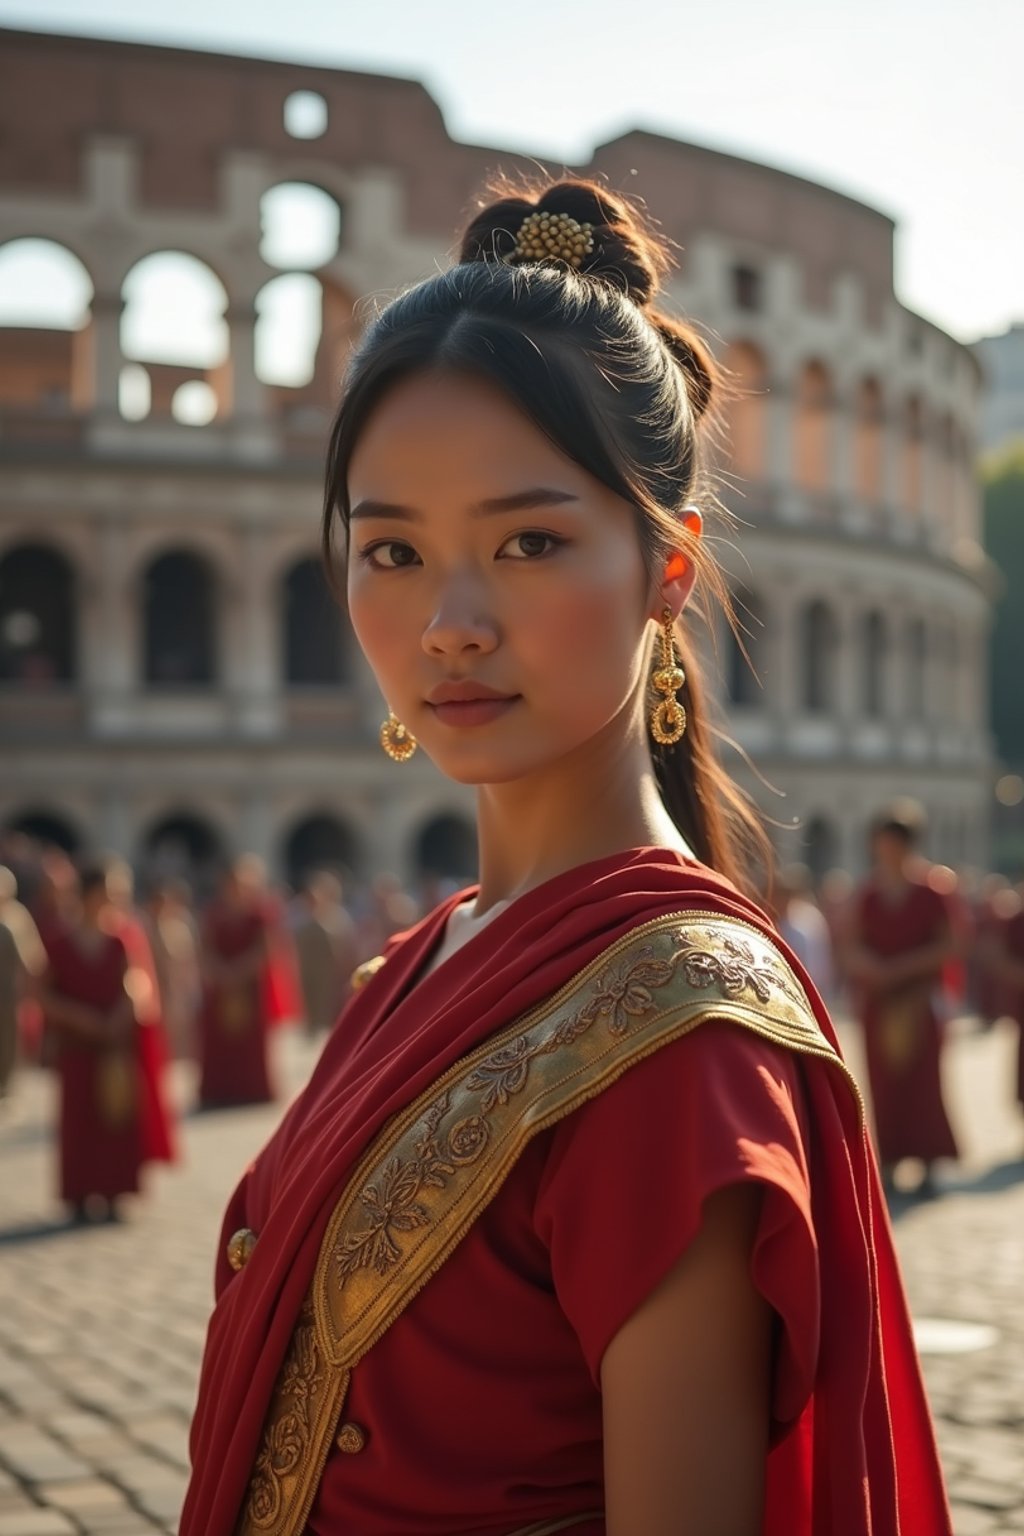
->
[[198, 899, 275, 1106], [182, 851, 951, 1535], [855, 877, 959, 1166], [46, 928, 142, 1204]]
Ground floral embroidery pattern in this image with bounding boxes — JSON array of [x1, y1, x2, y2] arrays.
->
[[334, 1089, 492, 1285], [244, 1307, 326, 1530], [674, 930, 804, 1008], [333, 922, 802, 1292]]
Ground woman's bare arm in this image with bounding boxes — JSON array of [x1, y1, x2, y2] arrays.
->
[[601, 1182, 771, 1536]]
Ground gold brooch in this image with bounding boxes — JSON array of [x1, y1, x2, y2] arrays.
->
[[511, 210, 595, 269]]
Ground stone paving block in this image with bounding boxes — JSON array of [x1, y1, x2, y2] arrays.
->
[[39, 1479, 131, 1515], [134, 1482, 185, 1523], [952, 1478, 1024, 1512], [0, 1511, 78, 1536], [949, 1506, 1001, 1535], [0, 1426, 93, 1484]]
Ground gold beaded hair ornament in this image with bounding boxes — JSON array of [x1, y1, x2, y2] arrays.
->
[[509, 209, 595, 269]]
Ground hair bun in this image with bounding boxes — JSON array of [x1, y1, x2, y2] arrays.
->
[[459, 174, 715, 421], [460, 175, 673, 311]]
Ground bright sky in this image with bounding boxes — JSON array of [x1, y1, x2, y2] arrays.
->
[[0, 0, 1019, 344]]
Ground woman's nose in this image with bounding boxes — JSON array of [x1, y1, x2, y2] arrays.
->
[[421, 584, 498, 658]]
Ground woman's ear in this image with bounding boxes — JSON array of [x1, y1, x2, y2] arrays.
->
[[657, 506, 703, 617]]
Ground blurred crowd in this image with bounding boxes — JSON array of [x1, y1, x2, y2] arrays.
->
[[1, 810, 1023, 1222]]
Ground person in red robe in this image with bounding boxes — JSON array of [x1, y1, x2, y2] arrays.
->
[[197, 862, 277, 1107], [105, 859, 178, 1166], [183, 175, 951, 1535], [991, 883, 1024, 1116], [40, 863, 144, 1221], [846, 804, 959, 1195]]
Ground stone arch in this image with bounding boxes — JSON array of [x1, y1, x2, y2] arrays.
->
[[121, 251, 230, 422], [722, 341, 768, 481], [259, 182, 343, 272], [0, 238, 94, 411], [414, 813, 478, 883], [283, 811, 361, 886], [141, 810, 226, 890], [282, 556, 349, 686], [4, 806, 81, 853], [255, 273, 323, 389], [0, 542, 76, 685], [725, 587, 767, 707], [794, 360, 833, 493], [854, 377, 884, 502], [142, 549, 218, 686], [861, 608, 887, 719], [799, 599, 838, 713]]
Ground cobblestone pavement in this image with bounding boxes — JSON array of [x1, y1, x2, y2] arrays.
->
[[0, 1017, 1022, 1536]]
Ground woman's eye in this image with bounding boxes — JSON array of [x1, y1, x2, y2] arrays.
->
[[363, 540, 419, 569], [499, 531, 563, 560]]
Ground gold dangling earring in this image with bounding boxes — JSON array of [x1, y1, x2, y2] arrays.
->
[[649, 607, 687, 746], [380, 711, 418, 762]]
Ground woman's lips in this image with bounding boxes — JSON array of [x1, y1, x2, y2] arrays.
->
[[429, 696, 520, 728]]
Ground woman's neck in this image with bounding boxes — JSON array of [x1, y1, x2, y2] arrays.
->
[[471, 725, 690, 916]]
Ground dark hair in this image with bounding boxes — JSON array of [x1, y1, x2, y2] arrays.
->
[[77, 861, 111, 900], [322, 175, 768, 893], [870, 798, 926, 849]]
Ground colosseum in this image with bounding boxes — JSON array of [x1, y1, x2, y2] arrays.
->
[[0, 27, 993, 890]]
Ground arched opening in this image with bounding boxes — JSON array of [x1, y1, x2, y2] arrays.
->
[[284, 813, 360, 887], [284, 91, 329, 141], [854, 377, 883, 503], [725, 588, 766, 707], [794, 361, 833, 493], [862, 609, 887, 719], [0, 239, 93, 412], [255, 274, 324, 389], [260, 183, 342, 271], [0, 543, 76, 685], [906, 617, 927, 719], [283, 557, 348, 685], [143, 550, 217, 686], [800, 600, 837, 714], [722, 342, 767, 481], [5, 807, 80, 853], [121, 252, 229, 421], [415, 814, 478, 883], [801, 816, 837, 884], [142, 812, 225, 893], [902, 396, 925, 514]]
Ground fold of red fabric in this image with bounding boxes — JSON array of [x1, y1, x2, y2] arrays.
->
[[181, 849, 950, 1536]]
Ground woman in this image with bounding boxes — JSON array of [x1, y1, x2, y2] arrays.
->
[[41, 863, 143, 1221], [197, 860, 277, 1107], [183, 180, 950, 1535], [846, 806, 959, 1196]]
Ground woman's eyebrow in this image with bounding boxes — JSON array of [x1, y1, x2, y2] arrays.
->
[[349, 488, 580, 522]]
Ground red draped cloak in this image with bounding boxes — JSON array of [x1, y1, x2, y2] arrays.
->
[[1004, 908, 1024, 1107], [46, 928, 142, 1204], [109, 909, 178, 1164], [198, 899, 275, 1106], [182, 851, 950, 1536], [855, 878, 959, 1166]]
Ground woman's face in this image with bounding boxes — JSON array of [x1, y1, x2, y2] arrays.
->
[[346, 369, 666, 787]]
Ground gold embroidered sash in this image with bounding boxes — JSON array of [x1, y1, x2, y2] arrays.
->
[[237, 910, 860, 1535]]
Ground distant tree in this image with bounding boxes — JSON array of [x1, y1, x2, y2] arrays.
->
[[984, 442, 1024, 764]]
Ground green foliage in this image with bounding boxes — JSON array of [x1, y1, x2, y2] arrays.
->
[[984, 441, 1024, 763]]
